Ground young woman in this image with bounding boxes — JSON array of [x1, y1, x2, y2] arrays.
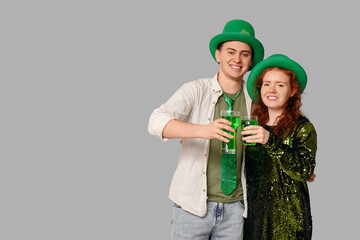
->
[[241, 54, 317, 240]]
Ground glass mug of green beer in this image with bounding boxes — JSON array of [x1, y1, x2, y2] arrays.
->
[[220, 110, 240, 154], [240, 115, 258, 146]]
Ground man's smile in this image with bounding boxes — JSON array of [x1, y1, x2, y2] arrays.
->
[[230, 64, 242, 70]]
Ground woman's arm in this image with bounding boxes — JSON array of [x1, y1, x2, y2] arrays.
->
[[263, 120, 317, 181]]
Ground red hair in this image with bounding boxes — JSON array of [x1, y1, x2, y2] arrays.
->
[[251, 67, 302, 137]]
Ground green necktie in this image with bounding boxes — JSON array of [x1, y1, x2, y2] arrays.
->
[[221, 91, 240, 195], [224, 93, 236, 111]]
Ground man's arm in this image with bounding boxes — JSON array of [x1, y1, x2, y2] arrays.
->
[[162, 119, 235, 143]]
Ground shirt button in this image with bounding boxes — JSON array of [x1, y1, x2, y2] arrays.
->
[[213, 101, 216, 104], [203, 189, 206, 192]]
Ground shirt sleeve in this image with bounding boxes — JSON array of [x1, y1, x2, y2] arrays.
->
[[148, 81, 198, 141], [263, 120, 317, 181]]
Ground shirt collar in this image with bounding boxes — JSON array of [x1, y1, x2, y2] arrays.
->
[[211, 73, 247, 94], [211, 73, 222, 94]]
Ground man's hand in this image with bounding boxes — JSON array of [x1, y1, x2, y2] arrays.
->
[[307, 173, 316, 182], [202, 118, 235, 142]]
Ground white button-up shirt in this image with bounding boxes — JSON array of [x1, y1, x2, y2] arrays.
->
[[148, 74, 252, 217]]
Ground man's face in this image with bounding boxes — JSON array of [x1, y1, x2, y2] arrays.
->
[[215, 41, 253, 81]]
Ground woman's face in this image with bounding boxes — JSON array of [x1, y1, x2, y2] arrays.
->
[[260, 69, 294, 112]]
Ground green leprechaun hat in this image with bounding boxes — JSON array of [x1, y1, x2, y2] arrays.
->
[[209, 19, 264, 70], [246, 54, 308, 101]]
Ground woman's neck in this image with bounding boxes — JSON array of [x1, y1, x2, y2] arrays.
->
[[267, 109, 284, 126]]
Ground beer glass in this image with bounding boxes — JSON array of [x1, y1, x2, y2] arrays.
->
[[220, 110, 240, 154], [240, 115, 258, 146]]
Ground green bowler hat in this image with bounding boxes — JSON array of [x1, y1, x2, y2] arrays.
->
[[247, 54, 308, 101], [209, 19, 264, 70]]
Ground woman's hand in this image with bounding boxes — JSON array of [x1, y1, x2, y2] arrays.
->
[[241, 125, 270, 145]]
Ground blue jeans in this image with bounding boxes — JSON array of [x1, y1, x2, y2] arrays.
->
[[171, 201, 244, 240]]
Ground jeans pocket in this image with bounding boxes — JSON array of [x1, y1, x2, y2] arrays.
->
[[238, 200, 245, 209], [174, 203, 182, 209]]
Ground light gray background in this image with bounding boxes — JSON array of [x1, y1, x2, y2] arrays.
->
[[1, 0, 359, 239]]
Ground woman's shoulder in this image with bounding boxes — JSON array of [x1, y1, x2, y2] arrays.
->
[[298, 115, 315, 128], [295, 115, 317, 137]]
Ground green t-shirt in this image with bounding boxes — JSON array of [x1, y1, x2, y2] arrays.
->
[[207, 88, 248, 202]]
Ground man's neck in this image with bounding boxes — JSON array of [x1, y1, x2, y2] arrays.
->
[[217, 72, 243, 94]]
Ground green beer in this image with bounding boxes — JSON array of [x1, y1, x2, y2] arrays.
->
[[241, 116, 258, 146], [220, 110, 240, 154]]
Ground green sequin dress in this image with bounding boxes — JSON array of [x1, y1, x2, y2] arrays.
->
[[244, 116, 317, 240]]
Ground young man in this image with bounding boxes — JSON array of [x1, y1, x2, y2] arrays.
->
[[148, 19, 264, 239]]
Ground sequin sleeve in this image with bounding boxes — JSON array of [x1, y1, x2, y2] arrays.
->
[[263, 118, 317, 181]]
